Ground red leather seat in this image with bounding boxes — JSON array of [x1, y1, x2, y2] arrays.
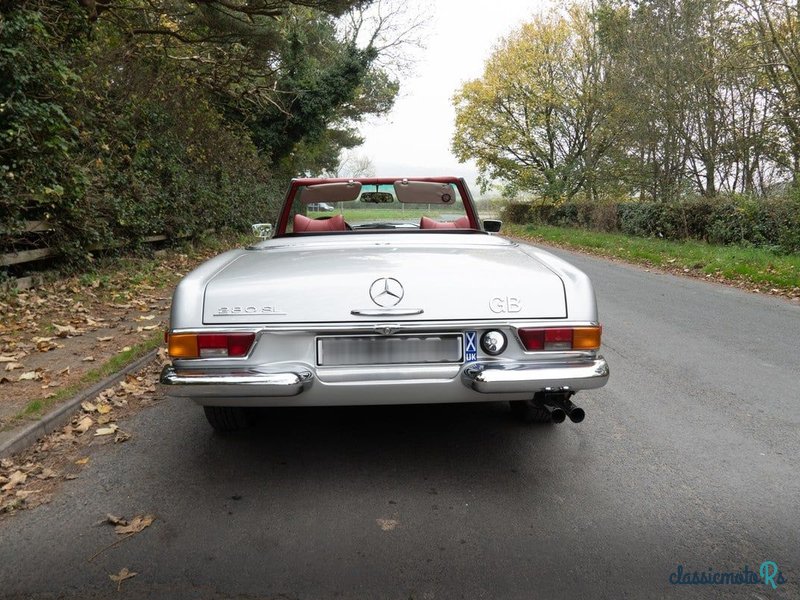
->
[[419, 216, 471, 229], [294, 213, 346, 232]]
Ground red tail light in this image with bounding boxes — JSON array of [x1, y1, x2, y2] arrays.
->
[[168, 332, 255, 358], [518, 326, 601, 351], [518, 329, 545, 350]]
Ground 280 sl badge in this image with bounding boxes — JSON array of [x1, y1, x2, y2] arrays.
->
[[214, 305, 287, 316]]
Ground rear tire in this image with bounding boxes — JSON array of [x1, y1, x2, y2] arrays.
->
[[509, 398, 554, 424], [203, 406, 253, 432]]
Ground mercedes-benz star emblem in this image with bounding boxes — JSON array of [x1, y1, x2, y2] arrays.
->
[[369, 277, 404, 307]]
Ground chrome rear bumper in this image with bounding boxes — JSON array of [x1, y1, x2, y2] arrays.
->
[[160, 356, 608, 404]]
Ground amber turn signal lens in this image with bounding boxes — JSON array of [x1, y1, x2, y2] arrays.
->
[[168, 333, 199, 358], [572, 326, 602, 350]]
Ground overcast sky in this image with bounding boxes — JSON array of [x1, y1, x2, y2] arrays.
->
[[356, 0, 551, 190]]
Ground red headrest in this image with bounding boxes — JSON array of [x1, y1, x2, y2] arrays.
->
[[294, 213, 346, 232], [419, 216, 471, 229]]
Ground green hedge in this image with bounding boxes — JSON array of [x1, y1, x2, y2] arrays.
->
[[501, 195, 800, 254], [1, 5, 282, 264]]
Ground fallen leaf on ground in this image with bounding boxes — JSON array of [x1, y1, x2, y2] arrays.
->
[[109, 568, 137, 590], [136, 315, 156, 321], [36, 468, 57, 480], [4, 362, 22, 371], [115, 514, 154, 535], [96, 336, 113, 342], [74, 457, 90, 465], [57, 366, 70, 376], [97, 404, 112, 415], [34, 338, 60, 352], [14, 489, 39, 500], [114, 431, 131, 443], [53, 323, 81, 337], [74, 416, 93, 433], [376, 518, 399, 531], [81, 401, 97, 413], [95, 424, 119, 436], [82, 356, 95, 362], [105, 514, 128, 526], [1, 470, 27, 491], [18, 371, 41, 381], [0, 356, 20, 362], [118, 346, 132, 353]]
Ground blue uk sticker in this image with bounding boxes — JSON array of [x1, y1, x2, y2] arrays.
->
[[464, 331, 478, 362]]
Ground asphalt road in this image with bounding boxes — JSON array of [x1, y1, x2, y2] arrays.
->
[[1, 245, 798, 599]]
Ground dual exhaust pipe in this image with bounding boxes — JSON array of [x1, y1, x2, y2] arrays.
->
[[539, 395, 585, 424]]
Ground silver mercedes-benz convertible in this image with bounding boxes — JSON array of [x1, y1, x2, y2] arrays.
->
[[160, 177, 609, 431]]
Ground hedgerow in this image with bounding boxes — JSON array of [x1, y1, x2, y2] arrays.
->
[[501, 195, 800, 254], [1, 0, 393, 265]]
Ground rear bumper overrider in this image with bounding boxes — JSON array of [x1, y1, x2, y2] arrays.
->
[[461, 358, 609, 393]]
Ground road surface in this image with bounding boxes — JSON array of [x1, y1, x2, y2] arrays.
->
[[1, 245, 798, 599]]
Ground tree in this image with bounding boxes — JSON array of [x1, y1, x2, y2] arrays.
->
[[742, 0, 800, 182], [451, 7, 610, 202], [0, 0, 417, 258]]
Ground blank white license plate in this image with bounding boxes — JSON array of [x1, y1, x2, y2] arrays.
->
[[317, 335, 463, 366]]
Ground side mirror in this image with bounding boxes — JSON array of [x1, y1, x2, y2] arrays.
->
[[252, 223, 273, 239], [483, 219, 502, 233]]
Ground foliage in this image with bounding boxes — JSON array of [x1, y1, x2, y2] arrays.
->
[[500, 203, 536, 225], [452, 7, 609, 202], [513, 195, 800, 254], [453, 0, 800, 203], [0, 5, 88, 237], [1, 0, 401, 262]]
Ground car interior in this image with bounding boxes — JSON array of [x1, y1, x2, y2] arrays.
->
[[286, 180, 476, 234]]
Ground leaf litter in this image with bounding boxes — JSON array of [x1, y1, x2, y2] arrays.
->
[[0, 358, 167, 517], [0, 245, 228, 518]]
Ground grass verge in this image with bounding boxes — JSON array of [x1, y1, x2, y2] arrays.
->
[[3, 331, 163, 429], [505, 224, 800, 294]]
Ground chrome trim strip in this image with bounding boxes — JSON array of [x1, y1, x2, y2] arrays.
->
[[159, 365, 313, 398], [350, 308, 424, 316], [175, 320, 599, 334], [462, 358, 609, 393]]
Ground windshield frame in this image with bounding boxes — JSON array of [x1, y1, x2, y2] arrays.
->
[[274, 176, 481, 237]]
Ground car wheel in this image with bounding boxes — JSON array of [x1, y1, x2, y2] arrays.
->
[[509, 399, 554, 424], [203, 406, 253, 432]]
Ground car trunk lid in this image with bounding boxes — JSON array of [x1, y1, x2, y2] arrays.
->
[[202, 236, 566, 324]]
